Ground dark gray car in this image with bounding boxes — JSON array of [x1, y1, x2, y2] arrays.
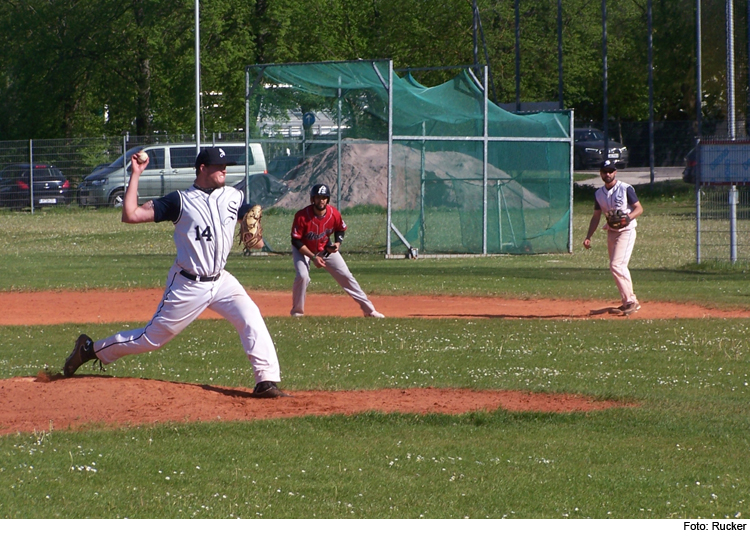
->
[[574, 128, 629, 170], [0, 163, 72, 209]]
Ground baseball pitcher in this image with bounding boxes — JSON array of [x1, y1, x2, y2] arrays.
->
[[63, 147, 287, 398]]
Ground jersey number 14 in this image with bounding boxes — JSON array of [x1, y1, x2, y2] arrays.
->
[[194, 226, 213, 241]]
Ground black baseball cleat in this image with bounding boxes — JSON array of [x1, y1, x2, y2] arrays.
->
[[252, 381, 290, 398], [620, 300, 641, 316], [63, 334, 97, 377]]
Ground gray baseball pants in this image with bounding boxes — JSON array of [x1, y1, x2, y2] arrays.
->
[[291, 246, 377, 316]]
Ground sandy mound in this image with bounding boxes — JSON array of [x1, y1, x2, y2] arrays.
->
[[273, 140, 546, 211]]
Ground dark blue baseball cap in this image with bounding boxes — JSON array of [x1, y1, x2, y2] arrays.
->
[[309, 183, 331, 198], [600, 160, 617, 171], [195, 147, 237, 169]]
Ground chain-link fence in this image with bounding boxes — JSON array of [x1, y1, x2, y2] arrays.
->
[[0, 133, 244, 211], [693, 138, 750, 263], [697, 185, 750, 263], [575, 118, 749, 170]]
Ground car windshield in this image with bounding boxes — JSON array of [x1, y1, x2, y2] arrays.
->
[[108, 147, 145, 168], [577, 130, 604, 142]]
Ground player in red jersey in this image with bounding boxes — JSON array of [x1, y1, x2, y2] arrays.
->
[[290, 184, 384, 318]]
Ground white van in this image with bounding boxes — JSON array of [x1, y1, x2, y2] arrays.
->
[[78, 142, 266, 207]]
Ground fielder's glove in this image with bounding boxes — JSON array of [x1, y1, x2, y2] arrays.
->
[[239, 205, 264, 251], [606, 209, 631, 230]]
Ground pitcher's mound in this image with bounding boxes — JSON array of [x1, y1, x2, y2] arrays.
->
[[0, 375, 634, 436]]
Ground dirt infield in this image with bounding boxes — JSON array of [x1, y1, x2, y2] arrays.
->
[[2, 289, 749, 324], [3, 288, 743, 436]]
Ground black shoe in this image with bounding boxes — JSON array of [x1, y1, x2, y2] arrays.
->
[[63, 334, 96, 377], [252, 381, 289, 398], [620, 301, 641, 316]]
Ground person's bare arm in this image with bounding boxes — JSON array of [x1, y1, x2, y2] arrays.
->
[[583, 210, 602, 249], [122, 154, 155, 224], [628, 201, 644, 221]]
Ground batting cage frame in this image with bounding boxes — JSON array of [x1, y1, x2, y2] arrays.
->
[[694, 138, 750, 263], [243, 59, 574, 257]]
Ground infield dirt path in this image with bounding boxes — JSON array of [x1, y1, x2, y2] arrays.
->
[[1, 289, 745, 436], [2, 288, 749, 324]]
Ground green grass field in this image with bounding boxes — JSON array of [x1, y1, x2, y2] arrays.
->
[[1, 181, 749, 519]]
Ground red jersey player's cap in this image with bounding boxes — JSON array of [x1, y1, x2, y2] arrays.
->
[[195, 147, 238, 169], [310, 183, 331, 198]]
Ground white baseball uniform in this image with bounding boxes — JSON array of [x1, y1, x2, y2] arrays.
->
[[93, 184, 281, 384], [594, 179, 640, 306]]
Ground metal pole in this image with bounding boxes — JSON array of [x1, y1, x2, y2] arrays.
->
[[473, 0, 479, 69], [730, 185, 738, 262], [387, 61, 393, 256], [497, 184, 502, 250], [195, 0, 201, 154], [695, 1, 702, 265], [696, 171, 701, 264], [697, 0, 702, 138], [648, 0, 655, 183], [558, 0, 564, 109], [515, 0, 521, 112], [244, 68, 250, 204], [29, 139, 34, 214], [727, 0, 735, 139], [569, 111, 575, 253], [123, 134, 128, 189], [483, 66, 488, 255], [337, 77, 342, 209], [420, 121, 426, 253], [602, 0, 609, 153]]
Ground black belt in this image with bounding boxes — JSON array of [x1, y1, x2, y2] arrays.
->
[[180, 270, 221, 282]]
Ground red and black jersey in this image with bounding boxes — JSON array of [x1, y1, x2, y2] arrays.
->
[[291, 204, 347, 253]]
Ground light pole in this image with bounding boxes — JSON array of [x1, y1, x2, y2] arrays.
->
[[727, 0, 735, 139], [602, 0, 609, 155], [648, 0, 654, 183], [195, 0, 201, 153], [558, 0, 564, 109]]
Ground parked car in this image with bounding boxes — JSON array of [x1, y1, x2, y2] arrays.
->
[[78, 142, 267, 207], [573, 128, 629, 170], [682, 148, 697, 184], [232, 173, 289, 208], [89, 162, 112, 174], [0, 163, 71, 209]]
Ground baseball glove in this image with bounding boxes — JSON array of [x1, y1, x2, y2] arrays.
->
[[606, 209, 631, 229], [239, 205, 264, 251]]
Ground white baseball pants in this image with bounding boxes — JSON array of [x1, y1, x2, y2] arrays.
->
[[94, 265, 281, 384], [291, 246, 377, 316], [607, 227, 638, 305]]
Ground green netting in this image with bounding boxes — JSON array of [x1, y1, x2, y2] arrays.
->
[[247, 60, 572, 255]]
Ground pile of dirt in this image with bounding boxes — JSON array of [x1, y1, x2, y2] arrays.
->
[[273, 140, 543, 211], [274, 141, 391, 210]]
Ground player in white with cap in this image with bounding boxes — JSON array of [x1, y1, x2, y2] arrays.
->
[[63, 147, 287, 398], [583, 160, 644, 315]]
